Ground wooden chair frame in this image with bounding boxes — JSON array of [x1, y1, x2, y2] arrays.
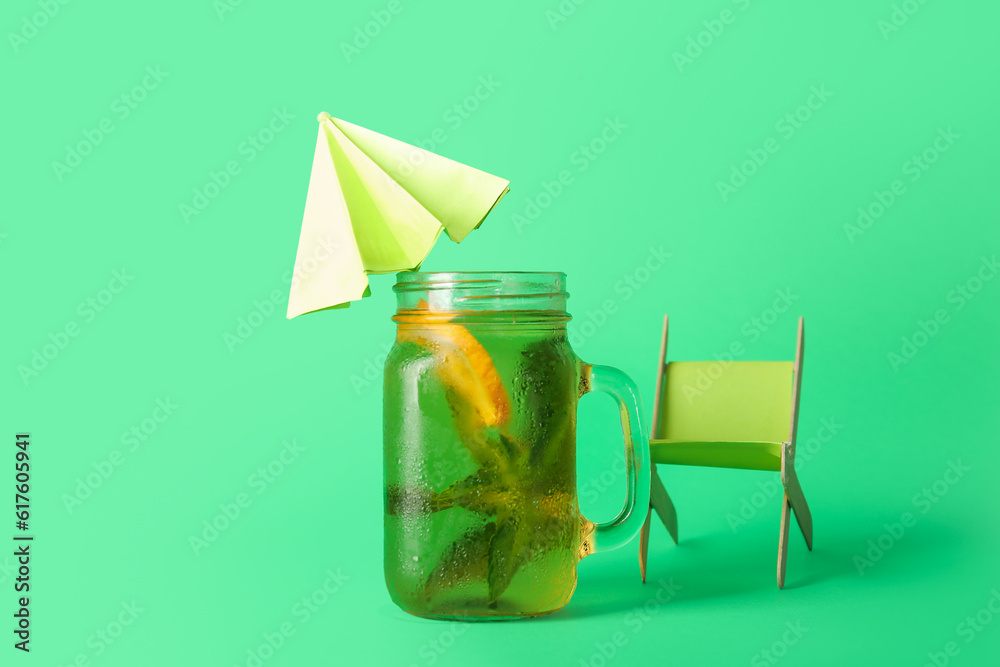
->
[[638, 316, 813, 588]]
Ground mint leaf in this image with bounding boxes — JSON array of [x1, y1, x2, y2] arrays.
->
[[385, 483, 458, 515], [487, 513, 524, 604], [513, 337, 577, 471], [424, 522, 496, 600], [444, 387, 508, 471]]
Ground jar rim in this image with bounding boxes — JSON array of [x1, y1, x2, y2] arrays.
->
[[392, 271, 569, 316], [393, 271, 567, 291]]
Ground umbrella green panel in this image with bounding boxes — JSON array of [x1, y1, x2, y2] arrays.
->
[[286, 113, 510, 318], [638, 317, 813, 589]]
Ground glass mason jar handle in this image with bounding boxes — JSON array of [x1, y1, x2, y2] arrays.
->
[[579, 363, 651, 554]]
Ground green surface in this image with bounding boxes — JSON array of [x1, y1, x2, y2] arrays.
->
[[3, 1, 999, 665]]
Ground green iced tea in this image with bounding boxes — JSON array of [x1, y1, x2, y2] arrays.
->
[[384, 312, 594, 620]]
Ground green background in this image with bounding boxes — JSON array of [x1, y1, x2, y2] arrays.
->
[[4, 0, 999, 665]]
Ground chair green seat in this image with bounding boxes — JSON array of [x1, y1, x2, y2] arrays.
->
[[649, 439, 783, 471]]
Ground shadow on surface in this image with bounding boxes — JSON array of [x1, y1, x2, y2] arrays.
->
[[548, 535, 765, 621], [787, 514, 969, 587], [550, 516, 969, 619]]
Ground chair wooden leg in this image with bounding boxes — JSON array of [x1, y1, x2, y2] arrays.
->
[[640, 466, 678, 583], [650, 467, 679, 544], [639, 506, 652, 582], [777, 495, 791, 589], [781, 444, 813, 551], [783, 471, 813, 550]]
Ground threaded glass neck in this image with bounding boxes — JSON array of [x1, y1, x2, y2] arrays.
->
[[392, 272, 570, 321]]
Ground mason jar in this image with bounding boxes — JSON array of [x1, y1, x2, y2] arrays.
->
[[383, 271, 650, 620]]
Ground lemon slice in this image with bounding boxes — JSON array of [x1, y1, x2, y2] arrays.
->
[[396, 301, 510, 427]]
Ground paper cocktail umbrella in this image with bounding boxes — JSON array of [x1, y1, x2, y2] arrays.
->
[[286, 112, 510, 318]]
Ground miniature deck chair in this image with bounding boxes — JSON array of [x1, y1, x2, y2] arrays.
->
[[638, 316, 813, 588]]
